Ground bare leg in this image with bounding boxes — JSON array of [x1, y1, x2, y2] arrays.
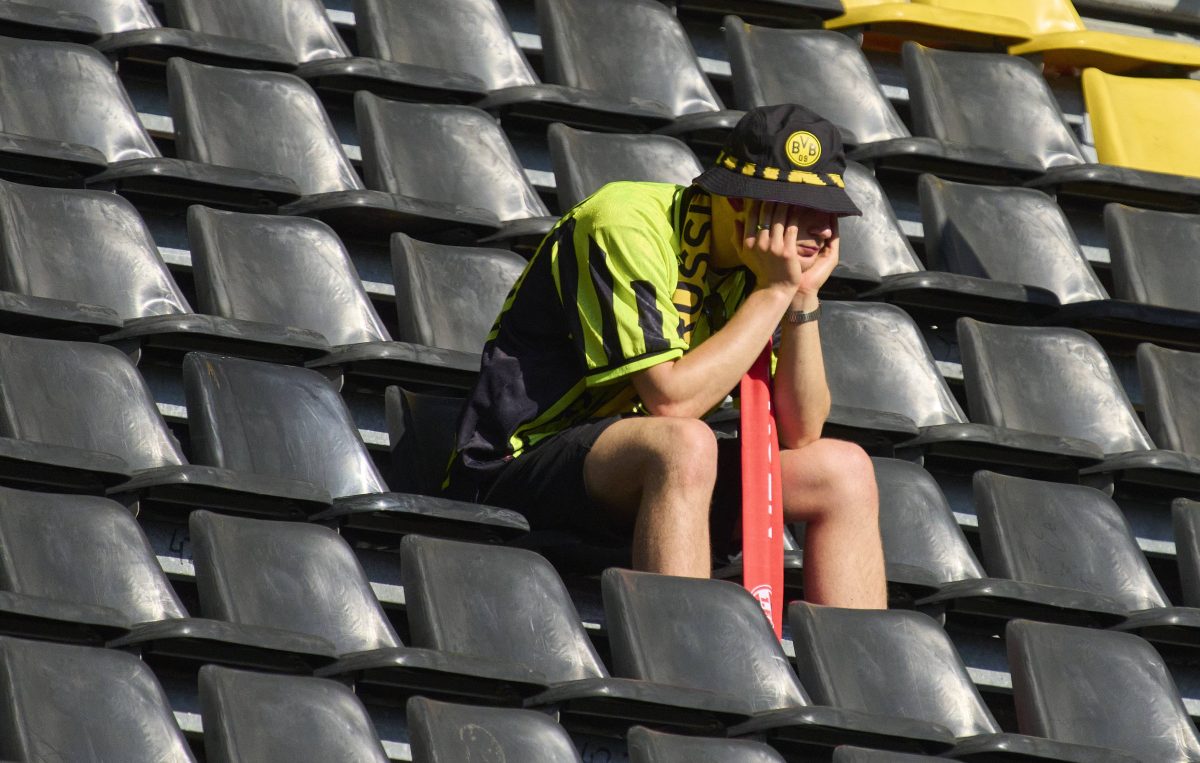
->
[[583, 416, 718, 578], [781, 439, 886, 608]]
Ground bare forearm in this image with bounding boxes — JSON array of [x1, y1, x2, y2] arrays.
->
[[633, 285, 793, 418], [775, 293, 831, 449]]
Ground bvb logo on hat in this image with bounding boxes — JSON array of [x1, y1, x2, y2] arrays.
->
[[785, 131, 821, 168]]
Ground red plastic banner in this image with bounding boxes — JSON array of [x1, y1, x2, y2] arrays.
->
[[739, 341, 785, 637]]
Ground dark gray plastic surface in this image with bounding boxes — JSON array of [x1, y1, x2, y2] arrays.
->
[[958, 319, 1154, 456], [166, 0, 349, 64], [199, 665, 389, 763], [832, 748, 942, 762], [385, 387, 465, 496], [0, 636, 195, 762], [1106, 204, 1200, 311], [0, 1, 100, 40], [1007, 619, 1200, 761], [354, 0, 537, 91], [391, 234, 525, 356], [628, 725, 785, 762], [602, 569, 957, 753], [548, 123, 705, 210], [188, 206, 391, 346], [168, 58, 362, 197], [408, 696, 583, 763], [355, 95, 542, 230], [905, 42, 1085, 173], [725, 21, 908, 146], [839, 162, 922, 280], [919, 175, 1103, 306], [1175, 498, 1200, 608]]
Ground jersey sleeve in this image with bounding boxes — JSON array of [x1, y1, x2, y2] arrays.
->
[[553, 216, 688, 387]]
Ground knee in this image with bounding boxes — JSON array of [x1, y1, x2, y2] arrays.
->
[[643, 416, 718, 487], [797, 439, 878, 515]]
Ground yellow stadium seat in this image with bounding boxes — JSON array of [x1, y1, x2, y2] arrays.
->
[[1082, 68, 1200, 179], [825, 0, 1032, 50]]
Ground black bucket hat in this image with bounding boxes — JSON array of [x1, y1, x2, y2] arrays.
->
[[694, 104, 861, 216]]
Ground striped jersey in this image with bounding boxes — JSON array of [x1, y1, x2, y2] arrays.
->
[[446, 181, 754, 496]]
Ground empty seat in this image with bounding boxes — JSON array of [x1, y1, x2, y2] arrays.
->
[[627, 725, 785, 763], [1138, 344, 1200, 457], [167, 58, 487, 241], [1174, 498, 1200, 608], [354, 95, 556, 249], [183, 353, 527, 543], [189, 510, 544, 704], [0, 0, 149, 41], [0, 181, 328, 360], [480, 0, 741, 141], [199, 665, 390, 763], [1108, 205, 1200, 318], [0, 333, 330, 518], [819, 301, 1104, 475], [789, 603, 1138, 761], [0, 636, 196, 761], [407, 696, 582, 763], [959, 318, 1200, 493], [1073, 0, 1200, 33], [402, 535, 748, 734], [826, 0, 1033, 50], [602, 568, 959, 757], [548, 123, 704, 210], [1007, 619, 1200, 761], [0, 484, 335, 669], [187, 207, 492, 390]]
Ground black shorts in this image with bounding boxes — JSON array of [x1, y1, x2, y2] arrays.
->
[[482, 416, 742, 555]]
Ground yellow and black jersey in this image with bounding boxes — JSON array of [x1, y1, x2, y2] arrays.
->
[[446, 181, 754, 497]]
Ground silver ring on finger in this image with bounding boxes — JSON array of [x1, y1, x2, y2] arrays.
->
[[757, 223, 772, 231]]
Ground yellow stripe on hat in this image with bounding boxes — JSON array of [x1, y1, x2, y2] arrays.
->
[[786, 170, 826, 186], [715, 155, 842, 188]]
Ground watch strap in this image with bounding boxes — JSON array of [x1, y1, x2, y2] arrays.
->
[[784, 304, 821, 325]]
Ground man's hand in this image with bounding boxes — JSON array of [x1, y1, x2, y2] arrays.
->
[[736, 199, 838, 301]]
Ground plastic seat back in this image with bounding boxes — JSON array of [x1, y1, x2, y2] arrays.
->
[[726, 21, 908, 145], [0, 485, 188, 621], [628, 725, 785, 762], [957, 319, 1154, 455], [0, 636, 195, 762], [199, 665, 389, 763], [190, 510, 400, 654], [407, 696, 583, 763], [1007, 619, 1200, 760], [1083, 68, 1200, 179], [356, 95, 548, 222], [602, 568, 810, 713], [188, 206, 391, 345], [0, 333, 185, 470], [0, 36, 159, 162], [1173, 498, 1200, 608], [0, 181, 189, 319], [873, 458, 985, 585], [402, 535, 608, 683], [537, 0, 723, 116], [919, 175, 1106, 304], [354, 0, 538, 90], [391, 233, 526, 355], [1105, 204, 1200, 311], [548, 123, 704, 210], [168, 58, 363, 195], [904, 43, 1084, 170], [1138, 343, 1200, 457], [167, 0, 349, 62], [34, 0, 160, 32], [183, 353, 391, 498], [974, 471, 1168, 611], [821, 301, 967, 428], [384, 386, 464, 496], [839, 162, 923, 278], [790, 604, 1000, 738]]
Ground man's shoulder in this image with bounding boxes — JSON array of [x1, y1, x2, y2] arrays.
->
[[570, 181, 685, 234]]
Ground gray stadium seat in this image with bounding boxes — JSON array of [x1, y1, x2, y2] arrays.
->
[[407, 696, 583, 763], [547, 123, 705, 210], [1138, 344, 1200, 457], [199, 665, 390, 763], [189, 510, 544, 705], [0, 635, 195, 762], [402, 535, 749, 734], [627, 725, 786, 763], [183, 353, 528, 543], [832, 747, 944, 762], [1007, 619, 1200, 761], [354, 95, 556, 250], [789, 603, 1139, 762], [602, 568, 959, 757], [1174, 498, 1200, 608], [0, 0, 135, 41]]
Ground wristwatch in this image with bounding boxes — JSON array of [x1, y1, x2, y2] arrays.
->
[[784, 304, 821, 325]]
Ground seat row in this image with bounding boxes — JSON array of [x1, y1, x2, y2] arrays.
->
[[0, 497, 1186, 762]]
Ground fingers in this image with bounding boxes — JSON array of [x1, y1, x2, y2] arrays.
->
[[743, 198, 763, 249], [755, 200, 776, 249], [784, 205, 800, 257]]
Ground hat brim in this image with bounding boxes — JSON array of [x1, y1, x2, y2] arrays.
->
[[693, 166, 862, 217]]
